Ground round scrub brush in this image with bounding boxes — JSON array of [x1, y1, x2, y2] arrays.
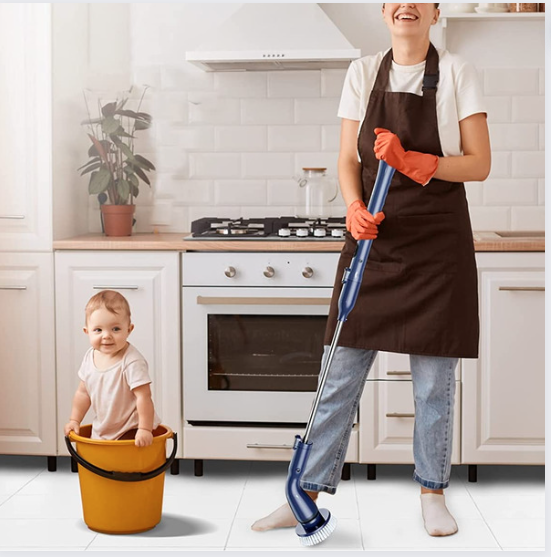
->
[[296, 508, 337, 546]]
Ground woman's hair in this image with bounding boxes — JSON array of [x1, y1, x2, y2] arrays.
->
[[85, 290, 131, 323]]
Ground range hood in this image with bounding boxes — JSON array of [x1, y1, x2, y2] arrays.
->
[[186, 4, 361, 72]]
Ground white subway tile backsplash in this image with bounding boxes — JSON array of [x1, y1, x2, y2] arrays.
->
[[483, 179, 538, 206], [150, 201, 173, 225], [170, 126, 215, 151], [294, 153, 339, 177], [156, 147, 188, 174], [240, 205, 296, 218], [267, 179, 302, 206], [215, 126, 267, 152], [162, 204, 188, 233], [153, 91, 188, 123], [214, 72, 267, 98], [512, 96, 545, 124], [321, 69, 347, 97], [161, 65, 214, 91], [511, 206, 545, 230], [268, 71, 320, 98], [295, 98, 340, 125], [512, 152, 545, 178], [484, 96, 511, 124], [267, 126, 321, 152], [538, 179, 545, 206], [188, 96, 240, 125], [469, 207, 510, 231], [188, 205, 241, 224], [173, 179, 213, 205], [464, 182, 483, 206], [322, 126, 341, 152], [488, 123, 539, 152], [133, 66, 162, 90], [242, 153, 294, 178], [241, 99, 294, 125], [189, 153, 241, 179], [488, 152, 511, 179], [484, 68, 539, 96], [214, 180, 267, 206]]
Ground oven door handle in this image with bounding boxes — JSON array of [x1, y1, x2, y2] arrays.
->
[[246, 443, 294, 450], [196, 296, 331, 306]]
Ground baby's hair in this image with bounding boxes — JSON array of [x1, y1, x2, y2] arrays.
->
[[85, 290, 131, 324]]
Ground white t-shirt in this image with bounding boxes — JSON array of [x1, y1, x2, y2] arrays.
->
[[78, 343, 161, 440], [338, 48, 486, 157]]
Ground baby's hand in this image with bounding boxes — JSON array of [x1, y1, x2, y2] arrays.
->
[[64, 420, 80, 436], [135, 428, 153, 447]]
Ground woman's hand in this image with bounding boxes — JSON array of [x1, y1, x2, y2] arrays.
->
[[374, 128, 439, 186], [346, 199, 385, 240], [135, 428, 153, 447]]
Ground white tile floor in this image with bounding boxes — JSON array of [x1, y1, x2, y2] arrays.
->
[[0, 455, 545, 553]]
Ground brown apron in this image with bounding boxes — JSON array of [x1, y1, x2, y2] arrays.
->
[[324, 43, 479, 358]]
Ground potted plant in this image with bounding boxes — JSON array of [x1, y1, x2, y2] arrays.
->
[[78, 87, 155, 236]]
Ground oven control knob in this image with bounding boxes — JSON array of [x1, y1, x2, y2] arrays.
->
[[302, 266, 314, 279], [314, 228, 326, 237], [224, 266, 236, 278], [263, 266, 275, 278]]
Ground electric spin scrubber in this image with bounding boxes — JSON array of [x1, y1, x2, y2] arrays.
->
[[285, 159, 396, 547]]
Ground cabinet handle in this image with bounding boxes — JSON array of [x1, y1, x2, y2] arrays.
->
[[0, 215, 25, 219], [246, 443, 294, 450], [386, 371, 411, 376], [386, 412, 415, 418], [499, 286, 544, 292], [0, 286, 27, 290], [92, 286, 139, 290], [196, 296, 331, 306]]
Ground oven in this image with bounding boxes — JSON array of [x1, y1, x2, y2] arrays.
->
[[182, 251, 342, 425]]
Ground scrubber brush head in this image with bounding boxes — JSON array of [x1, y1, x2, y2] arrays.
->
[[296, 508, 337, 546]]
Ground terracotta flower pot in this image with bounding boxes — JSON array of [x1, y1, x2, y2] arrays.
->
[[100, 204, 135, 237]]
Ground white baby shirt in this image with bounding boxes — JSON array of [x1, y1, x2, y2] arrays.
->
[[78, 343, 161, 440], [338, 48, 487, 158]]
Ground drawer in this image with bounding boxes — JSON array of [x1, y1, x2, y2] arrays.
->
[[360, 380, 461, 464], [183, 425, 359, 463], [369, 351, 461, 381]]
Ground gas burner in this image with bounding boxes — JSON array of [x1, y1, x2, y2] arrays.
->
[[190, 216, 346, 240]]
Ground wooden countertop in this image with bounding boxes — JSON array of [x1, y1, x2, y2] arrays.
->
[[53, 231, 545, 252]]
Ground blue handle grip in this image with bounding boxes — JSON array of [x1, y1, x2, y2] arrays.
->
[[337, 160, 396, 322]]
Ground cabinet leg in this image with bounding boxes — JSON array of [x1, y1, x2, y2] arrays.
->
[[170, 458, 180, 475], [194, 459, 203, 477], [71, 457, 78, 473], [47, 456, 57, 472], [367, 464, 376, 480], [468, 464, 477, 482], [341, 463, 351, 481]]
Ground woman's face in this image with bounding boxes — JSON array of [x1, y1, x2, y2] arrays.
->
[[382, 3, 440, 39]]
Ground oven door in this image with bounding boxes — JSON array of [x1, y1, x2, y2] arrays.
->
[[183, 286, 334, 424]]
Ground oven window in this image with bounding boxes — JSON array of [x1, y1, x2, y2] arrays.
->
[[208, 315, 326, 392]]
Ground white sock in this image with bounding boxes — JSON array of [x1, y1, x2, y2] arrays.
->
[[251, 502, 298, 531], [420, 493, 458, 536]]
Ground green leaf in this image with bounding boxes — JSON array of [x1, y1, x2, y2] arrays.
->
[[101, 102, 117, 117], [134, 154, 155, 171], [134, 120, 151, 131], [110, 127, 134, 139], [117, 179, 130, 200], [81, 117, 104, 126], [88, 140, 111, 158], [89, 167, 112, 194], [133, 165, 151, 186], [115, 109, 141, 119], [80, 162, 102, 176], [118, 141, 137, 161], [131, 185, 139, 197], [136, 112, 152, 122], [78, 157, 101, 171], [88, 134, 110, 165], [128, 174, 139, 188], [101, 116, 120, 135]]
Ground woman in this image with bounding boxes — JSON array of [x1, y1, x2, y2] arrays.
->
[[252, 3, 490, 537]]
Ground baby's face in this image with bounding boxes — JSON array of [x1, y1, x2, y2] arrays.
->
[[84, 307, 134, 356]]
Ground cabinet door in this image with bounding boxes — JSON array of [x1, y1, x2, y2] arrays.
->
[[0, 253, 56, 454], [360, 380, 461, 464], [462, 254, 545, 464], [0, 4, 51, 251], [55, 251, 181, 456]]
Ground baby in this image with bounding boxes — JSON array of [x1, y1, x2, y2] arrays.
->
[[64, 290, 160, 447]]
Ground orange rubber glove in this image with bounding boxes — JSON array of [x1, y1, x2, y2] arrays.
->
[[373, 128, 439, 186], [346, 199, 385, 241]]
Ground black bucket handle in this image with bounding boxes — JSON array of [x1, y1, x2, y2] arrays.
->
[[65, 431, 177, 482]]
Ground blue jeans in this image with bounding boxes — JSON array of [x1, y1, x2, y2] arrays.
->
[[299, 346, 458, 494]]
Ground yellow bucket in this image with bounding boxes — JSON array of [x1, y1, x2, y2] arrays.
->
[[66, 424, 177, 534]]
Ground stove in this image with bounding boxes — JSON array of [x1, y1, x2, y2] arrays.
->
[[188, 216, 346, 240]]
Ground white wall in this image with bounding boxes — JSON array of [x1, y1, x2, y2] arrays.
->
[[53, 3, 545, 235]]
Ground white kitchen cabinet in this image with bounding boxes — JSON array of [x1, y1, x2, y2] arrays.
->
[[0, 253, 56, 455], [462, 252, 544, 465], [54, 251, 182, 457], [0, 4, 51, 252]]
